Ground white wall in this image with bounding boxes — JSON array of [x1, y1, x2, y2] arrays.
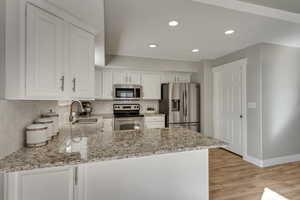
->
[[212, 43, 300, 161], [105, 55, 201, 72], [212, 44, 263, 160], [0, 100, 57, 159], [261, 43, 300, 159], [0, 0, 6, 99], [0, 173, 3, 200]]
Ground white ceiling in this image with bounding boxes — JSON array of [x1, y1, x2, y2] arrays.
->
[[46, 0, 104, 32], [105, 0, 300, 61], [238, 0, 300, 14]]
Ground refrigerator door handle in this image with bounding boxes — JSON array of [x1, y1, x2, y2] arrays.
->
[[184, 90, 186, 118], [182, 90, 185, 120]]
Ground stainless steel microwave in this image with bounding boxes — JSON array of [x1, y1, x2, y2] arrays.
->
[[113, 84, 142, 100]]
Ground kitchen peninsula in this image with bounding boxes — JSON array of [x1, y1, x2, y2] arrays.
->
[[0, 127, 226, 200]]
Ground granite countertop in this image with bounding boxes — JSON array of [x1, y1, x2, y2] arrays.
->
[[92, 114, 114, 119], [0, 127, 227, 173]]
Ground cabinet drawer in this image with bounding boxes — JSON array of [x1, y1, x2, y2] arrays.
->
[[144, 116, 165, 122], [145, 122, 165, 129]]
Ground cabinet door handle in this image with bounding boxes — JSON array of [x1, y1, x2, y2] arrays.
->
[[60, 75, 65, 91], [74, 167, 78, 185], [72, 78, 76, 92]]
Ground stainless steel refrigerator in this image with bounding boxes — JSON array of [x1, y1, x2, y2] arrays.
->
[[159, 83, 200, 132]]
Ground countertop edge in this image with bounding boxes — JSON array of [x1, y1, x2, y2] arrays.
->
[[0, 144, 226, 173]]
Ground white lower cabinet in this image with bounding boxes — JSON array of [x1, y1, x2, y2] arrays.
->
[[103, 118, 114, 132], [144, 115, 165, 129], [5, 150, 208, 200], [6, 166, 75, 200]]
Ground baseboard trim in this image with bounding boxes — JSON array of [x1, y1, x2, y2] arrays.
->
[[243, 155, 264, 167], [243, 153, 300, 168], [262, 153, 300, 167]]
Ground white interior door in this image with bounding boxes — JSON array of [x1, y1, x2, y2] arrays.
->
[[213, 60, 246, 156]]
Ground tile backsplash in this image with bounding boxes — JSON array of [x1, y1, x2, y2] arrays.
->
[[0, 100, 57, 159]]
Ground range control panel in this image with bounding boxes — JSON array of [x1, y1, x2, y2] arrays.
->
[[113, 104, 140, 111]]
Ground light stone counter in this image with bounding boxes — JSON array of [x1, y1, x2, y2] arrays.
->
[[0, 127, 226, 172]]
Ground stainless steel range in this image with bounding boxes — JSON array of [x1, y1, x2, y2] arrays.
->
[[113, 104, 144, 131]]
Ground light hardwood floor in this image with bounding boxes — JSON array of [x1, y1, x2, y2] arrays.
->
[[209, 149, 300, 200]]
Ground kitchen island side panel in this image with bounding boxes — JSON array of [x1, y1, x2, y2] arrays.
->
[[82, 149, 208, 200]]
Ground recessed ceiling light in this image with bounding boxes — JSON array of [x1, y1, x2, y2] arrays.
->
[[192, 49, 200, 53], [225, 29, 235, 35], [168, 20, 179, 27], [148, 44, 158, 48]]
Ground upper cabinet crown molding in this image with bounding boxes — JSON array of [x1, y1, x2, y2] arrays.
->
[[25, 0, 98, 35]]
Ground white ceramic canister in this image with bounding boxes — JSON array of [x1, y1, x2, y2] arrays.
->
[[26, 124, 48, 148], [34, 118, 54, 140], [41, 110, 59, 136]]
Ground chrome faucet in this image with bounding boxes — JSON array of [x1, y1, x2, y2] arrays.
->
[[69, 100, 84, 123]]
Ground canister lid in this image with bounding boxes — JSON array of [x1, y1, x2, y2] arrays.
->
[[41, 109, 59, 117], [34, 118, 54, 124], [26, 124, 48, 131]]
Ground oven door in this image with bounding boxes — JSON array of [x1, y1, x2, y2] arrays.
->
[[114, 117, 144, 131]]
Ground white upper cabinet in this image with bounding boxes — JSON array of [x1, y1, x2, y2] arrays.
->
[[95, 70, 102, 99], [113, 71, 127, 85], [95, 69, 192, 100], [4, 3, 96, 100], [141, 72, 161, 100], [26, 4, 65, 99], [176, 73, 191, 83], [95, 69, 114, 100], [68, 25, 95, 99], [113, 71, 140, 85], [102, 70, 114, 99], [161, 73, 191, 83], [127, 71, 141, 84]]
